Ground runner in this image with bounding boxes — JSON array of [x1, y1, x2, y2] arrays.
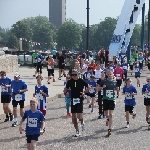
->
[[36, 51, 44, 75], [100, 71, 117, 136], [142, 76, 150, 126], [129, 55, 135, 75], [138, 52, 144, 70], [64, 69, 90, 137], [87, 75, 97, 113], [147, 54, 150, 71], [63, 75, 71, 117], [122, 78, 137, 128], [134, 62, 141, 87], [97, 72, 106, 119], [114, 63, 124, 98], [0, 71, 13, 122], [32, 50, 39, 77], [94, 64, 103, 83], [121, 59, 129, 81], [19, 98, 45, 150], [83, 67, 93, 81], [46, 54, 55, 84], [11, 72, 28, 127]]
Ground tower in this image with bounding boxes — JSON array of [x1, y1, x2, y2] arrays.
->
[[49, 0, 66, 28]]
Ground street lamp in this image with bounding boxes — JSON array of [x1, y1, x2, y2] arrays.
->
[[19, 38, 22, 51]]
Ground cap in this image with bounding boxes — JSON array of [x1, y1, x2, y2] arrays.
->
[[14, 72, 20, 77]]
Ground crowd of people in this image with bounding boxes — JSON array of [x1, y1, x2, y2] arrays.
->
[[1, 46, 150, 149]]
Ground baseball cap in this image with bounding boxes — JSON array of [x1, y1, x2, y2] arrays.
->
[[14, 72, 20, 77]]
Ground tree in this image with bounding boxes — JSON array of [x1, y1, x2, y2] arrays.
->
[[6, 34, 19, 49], [56, 19, 82, 50]]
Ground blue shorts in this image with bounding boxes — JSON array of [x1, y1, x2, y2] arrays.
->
[[26, 134, 40, 143]]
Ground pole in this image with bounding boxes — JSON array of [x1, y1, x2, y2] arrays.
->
[[19, 38, 22, 51], [127, 39, 131, 64], [141, 3, 145, 51], [86, 0, 90, 59], [148, 2, 150, 50]]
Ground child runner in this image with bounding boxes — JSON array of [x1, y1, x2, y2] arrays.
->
[[134, 62, 141, 87], [83, 67, 93, 81], [63, 76, 71, 116], [19, 98, 45, 150], [129, 55, 135, 75], [142, 76, 150, 125], [121, 59, 129, 81], [34, 75, 49, 132], [87, 75, 97, 113], [122, 78, 137, 128]]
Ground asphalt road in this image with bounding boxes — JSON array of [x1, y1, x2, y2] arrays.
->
[[0, 67, 150, 150]]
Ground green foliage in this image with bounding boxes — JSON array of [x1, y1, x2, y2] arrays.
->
[[56, 19, 82, 49], [6, 34, 19, 49]]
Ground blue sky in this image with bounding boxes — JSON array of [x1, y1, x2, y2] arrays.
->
[[0, 0, 149, 28]]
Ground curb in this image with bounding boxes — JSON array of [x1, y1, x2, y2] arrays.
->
[[0, 93, 64, 120]]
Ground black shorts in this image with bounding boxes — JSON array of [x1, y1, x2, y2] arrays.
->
[[53, 55, 56, 59], [26, 134, 40, 143], [123, 72, 127, 80], [135, 75, 140, 78], [71, 99, 83, 113], [1, 95, 11, 103], [59, 64, 65, 70], [116, 80, 122, 87], [12, 100, 25, 108], [34, 63, 37, 68], [144, 98, 150, 106], [48, 69, 54, 76], [130, 65, 133, 70], [125, 105, 134, 113], [86, 93, 95, 98], [103, 100, 115, 110]]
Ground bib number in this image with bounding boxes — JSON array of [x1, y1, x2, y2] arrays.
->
[[89, 88, 95, 93], [1, 86, 8, 92], [116, 74, 121, 79], [28, 118, 38, 127], [87, 73, 91, 79], [125, 92, 132, 99], [123, 66, 127, 70], [36, 93, 43, 100], [134, 68, 139, 72], [73, 98, 80, 105], [146, 92, 150, 98], [139, 60, 143, 63], [48, 65, 52, 69], [15, 94, 22, 101], [106, 90, 114, 98]]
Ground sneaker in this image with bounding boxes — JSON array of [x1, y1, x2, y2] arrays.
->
[[74, 130, 80, 137], [125, 124, 130, 128], [108, 129, 111, 136], [148, 125, 150, 130], [132, 113, 136, 119], [106, 119, 109, 126], [4, 118, 9, 122], [9, 115, 13, 121], [81, 123, 85, 131], [33, 75, 36, 77], [88, 105, 91, 108], [53, 78, 56, 82], [98, 114, 103, 119], [43, 127, 45, 133], [146, 117, 149, 123], [68, 113, 71, 116], [12, 121, 18, 127], [64, 74, 66, 77], [58, 77, 61, 80], [47, 81, 50, 84], [103, 115, 106, 118], [91, 110, 94, 113], [66, 113, 69, 117]]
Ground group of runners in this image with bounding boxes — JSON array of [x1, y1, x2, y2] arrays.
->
[[1, 48, 150, 149]]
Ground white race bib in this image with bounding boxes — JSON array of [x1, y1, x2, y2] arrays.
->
[[38, 58, 41, 62], [28, 118, 38, 127], [139, 60, 143, 63], [15, 94, 22, 101], [1, 86, 8, 92], [116, 74, 121, 79], [134, 68, 139, 72], [89, 87, 95, 93], [48, 65, 52, 69], [123, 66, 127, 70], [87, 73, 91, 79], [73, 98, 80, 105], [36, 93, 43, 100], [125, 92, 132, 99], [106, 90, 114, 98], [146, 92, 150, 98]]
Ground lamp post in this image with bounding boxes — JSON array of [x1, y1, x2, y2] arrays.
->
[[19, 38, 22, 51], [141, 3, 145, 51], [86, 0, 90, 59]]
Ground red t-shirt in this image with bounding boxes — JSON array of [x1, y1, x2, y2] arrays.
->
[[114, 67, 124, 80]]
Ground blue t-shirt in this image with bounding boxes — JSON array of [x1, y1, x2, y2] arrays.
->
[[35, 85, 49, 110], [121, 63, 128, 73], [92, 51, 97, 59], [0, 77, 11, 95], [36, 55, 44, 63], [142, 84, 150, 99], [138, 55, 143, 63], [87, 80, 96, 94], [109, 65, 116, 72], [22, 109, 45, 135], [119, 52, 126, 62], [11, 80, 27, 100], [134, 65, 141, 76], [51, 50, 57, 56], [84, 71, 93, 80], [64, 81, 71, 98], [123, 85, 137, 106]]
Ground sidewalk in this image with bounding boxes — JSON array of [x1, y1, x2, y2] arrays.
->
[[0, 67, 65, 118]]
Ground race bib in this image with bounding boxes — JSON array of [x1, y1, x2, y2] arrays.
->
[[116, 74, 121, 79], [134, 68, 139, 72], [15, 94, 22, 101], [36, 93, 43, 100], [87, 73, 91, 79], [1, 86, 8, 92], [139, 60, 143, 63], [125, 92, 132, 99], [73, 98, 80, 105], [123, 66, 127, 70], [28, 118, 38, 127], [48, 65, 52, 69], [89, 87, 95, 93], [146, 92, 150, 98], [38, 58, 41, 62], [106, 90, 114, 98]]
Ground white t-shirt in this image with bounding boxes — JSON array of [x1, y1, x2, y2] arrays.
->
[[82, 64, 88, 73], [95, 69, 103, 79], [89, 56, 93, 64]]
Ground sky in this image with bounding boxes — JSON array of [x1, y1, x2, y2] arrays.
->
[[0, 0, 149, 29]]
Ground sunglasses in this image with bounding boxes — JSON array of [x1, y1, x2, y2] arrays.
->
[[71, 74, 77, 76]]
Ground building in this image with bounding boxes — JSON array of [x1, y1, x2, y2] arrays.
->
[[49, 0, 66, 28]]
